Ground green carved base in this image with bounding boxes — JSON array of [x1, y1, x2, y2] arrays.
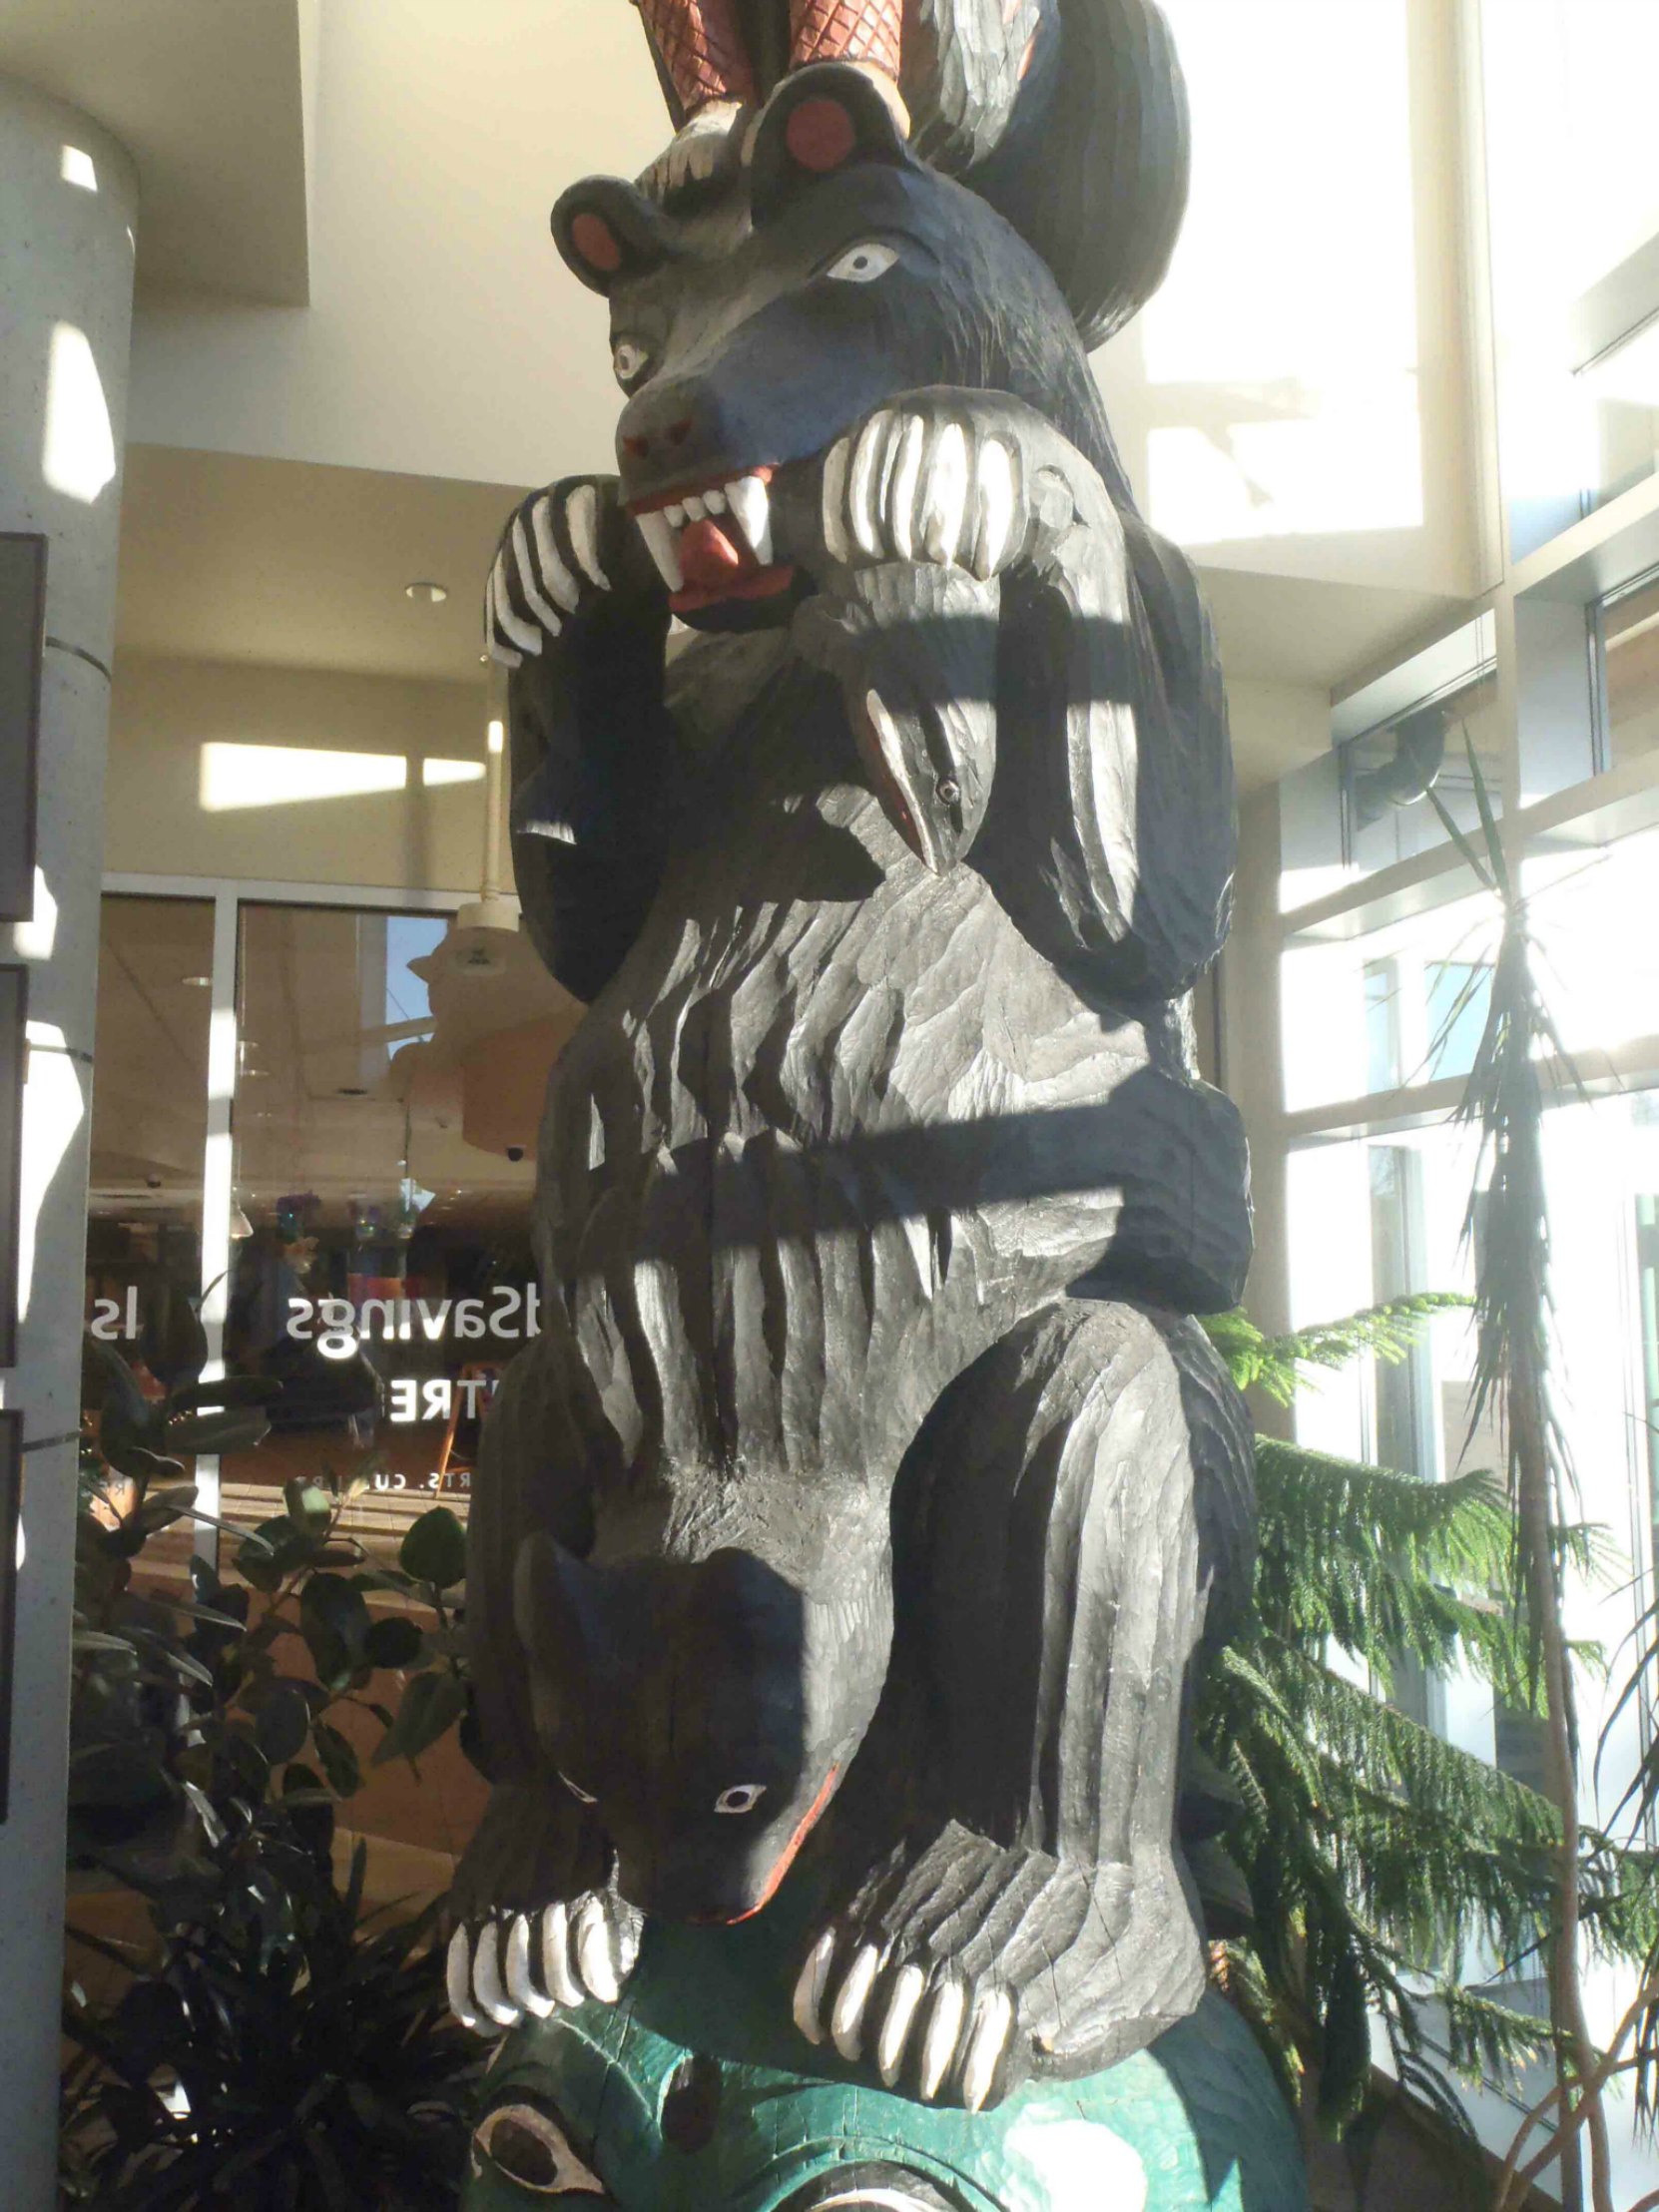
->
[[460, 1887, 1310, 2210]]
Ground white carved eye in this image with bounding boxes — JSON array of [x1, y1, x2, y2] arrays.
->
[[472, 2104, 607, 2195], [825, 241, 897, 284], [558, 1770, 598, 1806], [612, 337, 650, 386], [714, 1782, 767, 1816]]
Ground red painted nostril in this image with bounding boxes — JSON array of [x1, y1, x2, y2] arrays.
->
[[622, 433, 651, 459], [666, 418, 693, 446]]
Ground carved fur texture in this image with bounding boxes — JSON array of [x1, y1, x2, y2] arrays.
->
[[457, 20, 1253, 2114]]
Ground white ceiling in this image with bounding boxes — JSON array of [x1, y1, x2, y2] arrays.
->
[[0, 0, 311, 303], [113, 441, 1457, 795]]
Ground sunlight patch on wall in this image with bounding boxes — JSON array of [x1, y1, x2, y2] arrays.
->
[[60, 145, 97, 192], [200, 742, 409, 812], [420, 758, 485, 788], [42, 324, 117, 504], [1135, 0, 1422, 545]]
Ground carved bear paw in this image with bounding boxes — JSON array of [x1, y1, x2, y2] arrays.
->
[[793, 1824, 1197, 2109], [808, 391, 1090, 588], [484, 475, 665, 669], [446, 1890, 644, 2033]]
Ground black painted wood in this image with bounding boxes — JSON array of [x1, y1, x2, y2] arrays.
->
[[0, 967, 24, 1373], [457, 5, 1254, 2113]]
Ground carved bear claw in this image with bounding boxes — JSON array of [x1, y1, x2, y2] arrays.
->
[[794, 1933, 1016, 2110], [446, 1893, 644, 2034]]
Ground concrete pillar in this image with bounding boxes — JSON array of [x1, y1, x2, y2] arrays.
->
[[0, 75, 137, 2208]]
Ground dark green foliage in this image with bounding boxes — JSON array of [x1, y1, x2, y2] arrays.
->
[[1199, 1301, 1659, 2148], [65, 1333, 483, 2202], [60, 1833, 479, 2209]]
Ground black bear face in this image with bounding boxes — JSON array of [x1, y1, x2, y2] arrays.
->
[[552, 64, 1099, 630], [515, 1533, 888, 1924]]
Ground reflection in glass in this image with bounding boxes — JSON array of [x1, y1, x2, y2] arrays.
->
[[224, 903, 579, 1559], [85, 896, 216, 1387]]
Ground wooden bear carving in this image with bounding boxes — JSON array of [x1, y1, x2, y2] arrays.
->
[[452, 0, 1255, 2119]]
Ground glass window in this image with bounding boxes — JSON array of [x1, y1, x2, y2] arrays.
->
[[84, 894, 216, 1397], [223, 901, 579, 1559], [1338, 669, 1503, 880], [1602, 573, 1659, 770], [1278, 620, 1501, 912]]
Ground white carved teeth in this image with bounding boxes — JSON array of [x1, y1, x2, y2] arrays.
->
[[682, 491, 707, 521], [664, 500, 687, 528], [505, 1912, 556, 2018], [960, 1987, 1015, 2113], [636, 509, 684, 593], [703, 485, 727, 514], [794, 1927, 837, 2045], [830, 1942, 882, 2060], [918, 1975, 966, 2102], [725, 472, 773, 564], [876, 1961, 926, 2086], [446, 1926, 481, 2030]]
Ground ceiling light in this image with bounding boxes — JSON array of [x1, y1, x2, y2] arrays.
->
[[404, 580, 448, 604]]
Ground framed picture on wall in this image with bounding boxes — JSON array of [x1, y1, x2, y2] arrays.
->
[[0, 965, 23, 1370], [0, 533, 46, 924], [0, 1408, 19, 1824]]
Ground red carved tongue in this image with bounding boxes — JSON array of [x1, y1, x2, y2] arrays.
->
[[678, 516, 752, 594]]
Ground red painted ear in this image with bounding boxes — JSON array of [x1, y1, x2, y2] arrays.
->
[[783, 96, 858, 175], [750, 61, 909, 223], [552, 179, 678, 295], [569, 211, 623, 276]]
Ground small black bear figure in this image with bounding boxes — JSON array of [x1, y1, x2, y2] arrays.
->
[[453, 5, 1254, 2119]]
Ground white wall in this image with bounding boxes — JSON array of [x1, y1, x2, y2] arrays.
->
[[106, 653, 491, 890], [128, 0, 1481, 605]]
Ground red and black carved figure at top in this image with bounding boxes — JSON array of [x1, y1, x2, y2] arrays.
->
[[451, 0, 1255, 2123]]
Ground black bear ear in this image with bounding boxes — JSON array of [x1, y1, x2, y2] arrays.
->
[[552, 177, 678, 294], [749, 62, 909, 225]]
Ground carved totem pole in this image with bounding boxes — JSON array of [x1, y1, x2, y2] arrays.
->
[[452, 2, 1306, 2203]]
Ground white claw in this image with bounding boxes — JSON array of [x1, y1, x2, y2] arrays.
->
[[960, 1986, 1015, 2113], [446, 1926, 482, 2029], [530, 495, 582, 612], [972, 440, 1017, 580], [726, 473, 773, 566], [822, 438, 852, 564], [490, 555, 541, 658], [512, 518, 566, 635], [830, 1942, 882, 2061], [922, 421, 969, 566], [888, 414, 926, 563], [636, 510, 684, 593], [483, 574, 524, 669], [541, 1902, 583, 2008], [794, 1928, 837, 2046], [565, 481, 610, 589], [575, 1896, 620, 2003], [471, 1921, 523, 2029], [918, 1976, 966, 2102], [504, 1912, 556, 2019], [876, 1961, 926, 2086], [849, 413, 891, 559]]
